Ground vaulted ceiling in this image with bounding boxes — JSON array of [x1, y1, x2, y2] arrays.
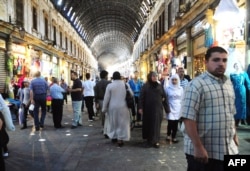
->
[[50, 0, 156, 69]]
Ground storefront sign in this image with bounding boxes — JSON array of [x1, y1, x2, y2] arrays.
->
[[177, 32, 187, 45], [193, 34, 207, 56], [12, 43, 25, 54], [177, 42, 187, 51], [191, 19, 206, 37]]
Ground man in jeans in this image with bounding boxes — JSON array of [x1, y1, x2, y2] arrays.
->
[[68, 71, 83, 129], [128, 71, 143, 126], [30, 71, 49, 131]]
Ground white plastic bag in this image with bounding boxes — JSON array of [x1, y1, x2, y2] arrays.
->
[[0, 94, 15, 131], [29, 104, 34, 111], [18, 108, 24, 125]]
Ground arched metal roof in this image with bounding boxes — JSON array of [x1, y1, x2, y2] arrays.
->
[[50, 0, 156, 69]]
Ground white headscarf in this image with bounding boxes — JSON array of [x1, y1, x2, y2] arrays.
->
[[168, 74, 181, 89]]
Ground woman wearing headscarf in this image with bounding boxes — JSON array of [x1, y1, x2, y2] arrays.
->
[[138, 71, 169, 148], [102, 71, 132, 147], [164, 74, 183, 143]]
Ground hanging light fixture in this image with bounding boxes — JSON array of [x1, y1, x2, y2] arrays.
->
[[213, 0, 240, 21], [19, 27, 25, 38]]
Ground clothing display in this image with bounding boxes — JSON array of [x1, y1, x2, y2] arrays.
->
[[230, 72, 250, 120]]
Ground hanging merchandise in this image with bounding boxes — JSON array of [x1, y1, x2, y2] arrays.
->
[[213, 0, 240, 21], [204, 24, 214, 48]]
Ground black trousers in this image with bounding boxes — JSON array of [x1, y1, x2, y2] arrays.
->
[[0, 126, 8, 171], [0, 146, 5, 171], [21, 103, 29, 125], [62, 92, 67, 104], [52, 99, 64, 128], [84, 96, 94, 120], [186, 154, 223, 171], [167, 120, 179, 139]]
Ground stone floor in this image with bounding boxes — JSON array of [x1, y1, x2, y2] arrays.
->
[[4, 100, 250, 171]]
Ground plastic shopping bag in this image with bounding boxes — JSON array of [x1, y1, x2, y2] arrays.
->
[[18, 107, 24, 125]]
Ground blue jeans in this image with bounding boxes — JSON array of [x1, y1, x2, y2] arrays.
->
[[33, 95, 47, 128], [72, 101, 82, 126]]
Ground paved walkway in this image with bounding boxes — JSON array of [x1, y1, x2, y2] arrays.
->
[[4, 100, 250, 171]]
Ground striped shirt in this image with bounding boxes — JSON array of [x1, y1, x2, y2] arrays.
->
[[181, 71, 238, 161], [179, 78, 189, 89]]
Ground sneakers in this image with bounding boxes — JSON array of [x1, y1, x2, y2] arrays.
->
[[88, 119, 94, 122], [3, 152, 9, 157], [166, 136, 171, 141], [172, 139, 179, 143]]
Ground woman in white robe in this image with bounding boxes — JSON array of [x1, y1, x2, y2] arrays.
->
[[164, 74, 183, 143], [102, 71, 132, 147]]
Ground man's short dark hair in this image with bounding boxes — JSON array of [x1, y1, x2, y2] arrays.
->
[[112, 71, 121, 80], [86, 73, 90, 79], [205, 46, 228, 61], [71, 71, 77, 76], [100, 70, 108, 79]]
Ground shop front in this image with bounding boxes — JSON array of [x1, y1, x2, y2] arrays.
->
[[51, 56, 59, 78], [192, 34, 207, 77], [176, 32, 188, 74], [59, 58, 67, 82], [191, 18, 207, 78], [0, 39, 7, 94], [30, 49, 41, 77], [41, 53, 52, 79], [12, 44, 30, 97], [214, 0, 247, 76]]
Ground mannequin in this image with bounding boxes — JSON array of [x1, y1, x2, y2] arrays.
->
[[246, 64, 250, 125], [230, 63, 250, 126]]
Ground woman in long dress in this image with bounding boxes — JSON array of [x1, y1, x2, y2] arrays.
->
[[138, 71, 168, 148], [102, 71, 132, 147]]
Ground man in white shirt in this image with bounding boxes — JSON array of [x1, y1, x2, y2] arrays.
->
[[82, 73, 96, 121]]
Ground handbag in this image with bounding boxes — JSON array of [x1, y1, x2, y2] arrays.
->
[[125, 84, 134, 108]]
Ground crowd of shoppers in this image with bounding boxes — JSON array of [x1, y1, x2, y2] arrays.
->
[[1, 46, 245, 171]]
